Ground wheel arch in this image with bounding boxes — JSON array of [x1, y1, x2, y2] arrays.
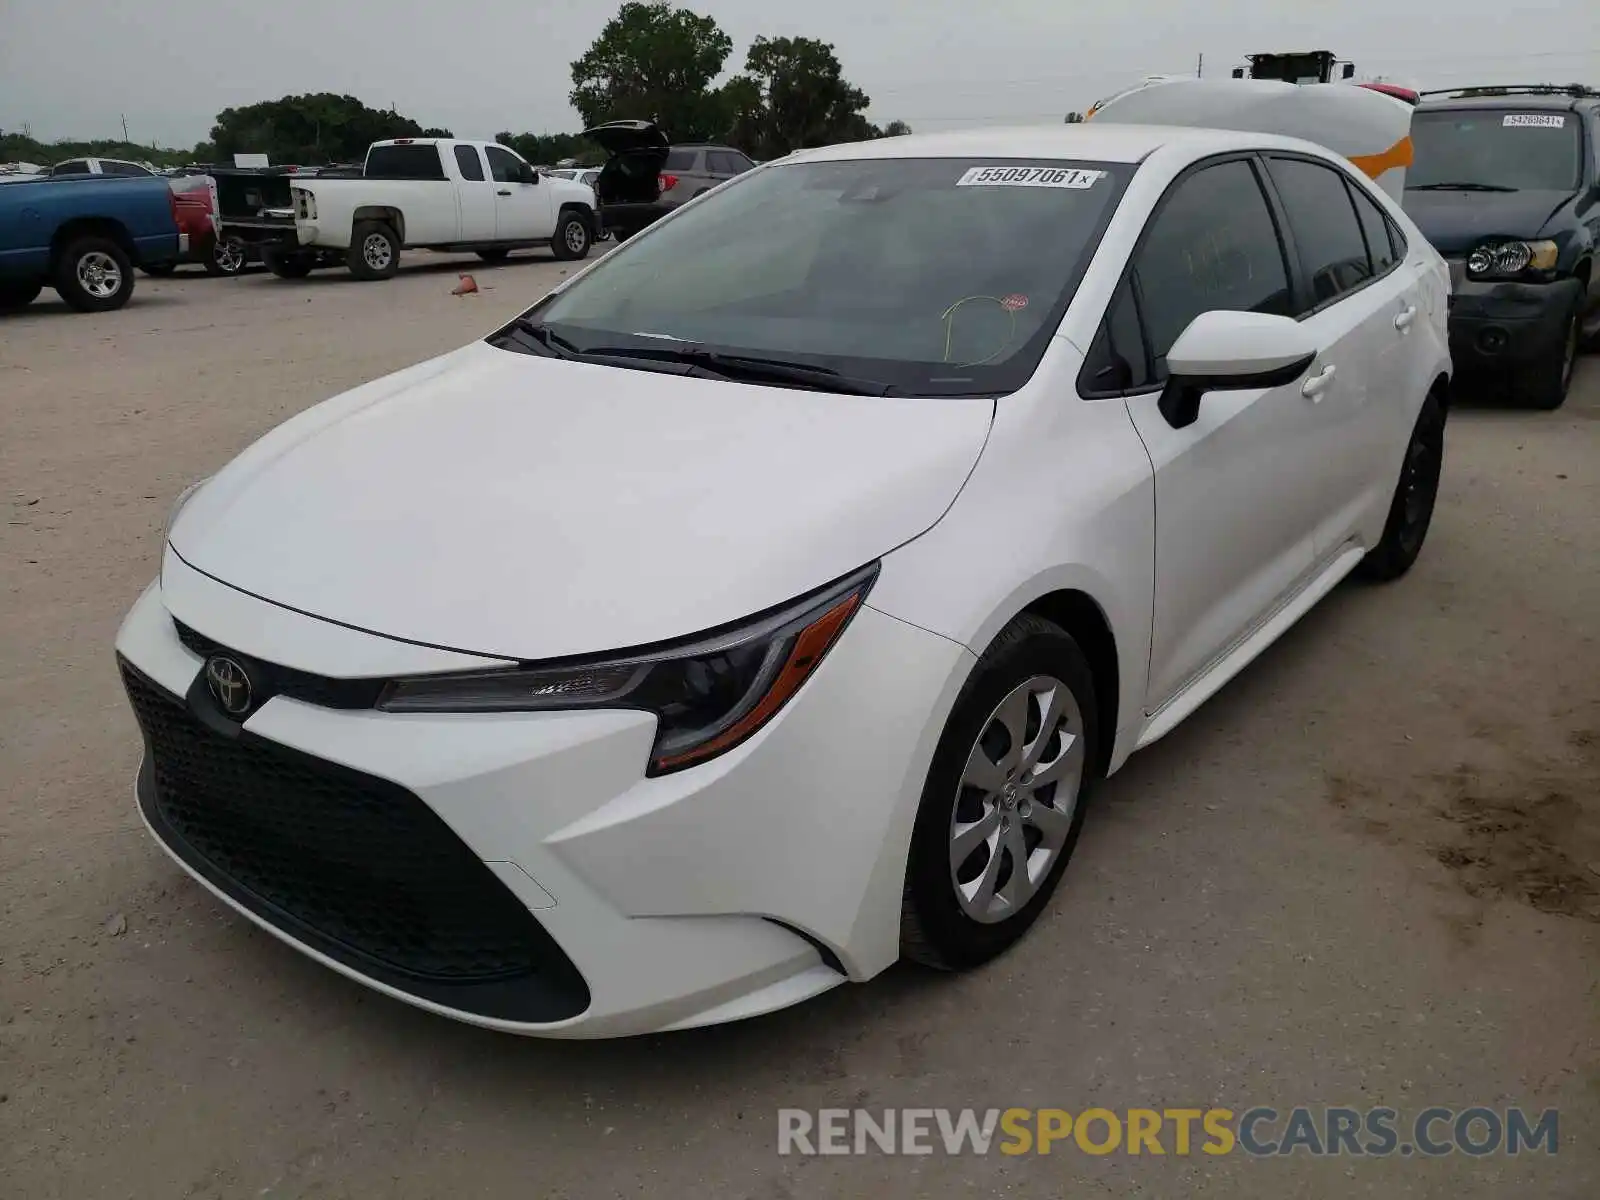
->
[[50, 218, 134, 267], [352, 206, 405, 244], [1015, 589, 1121, 781]]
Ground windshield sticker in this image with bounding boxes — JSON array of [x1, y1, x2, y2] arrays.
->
[[1000, 293, 1029, 311], [956, 166, 1104, 189], [1503, 114, 1566, 128]]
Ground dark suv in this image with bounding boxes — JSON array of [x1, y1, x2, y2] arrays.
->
[[582, 120, 757, 240], [1403, 85, 1600, 409]]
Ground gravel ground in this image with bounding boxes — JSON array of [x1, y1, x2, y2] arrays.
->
[[2, 254, 1597, 1199]]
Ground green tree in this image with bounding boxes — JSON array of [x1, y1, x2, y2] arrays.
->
[[495, 131, 604, 167], [729, 36, 878, 159], [208, 94, 450, 164], [881, 119, 913, 137], [1065, 111, 1085, 123], [569, 2, 735, 141]]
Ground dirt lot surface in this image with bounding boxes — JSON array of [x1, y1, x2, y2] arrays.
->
[[2, 254, 1597, 1199]]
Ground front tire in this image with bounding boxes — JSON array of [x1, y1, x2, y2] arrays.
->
[[1357, 390, 1445, 583], [53, 236, 135, 312], [347, 221, 400, 280], [550, 211, 592, 261], [1512, 301, 1579, 411], [901, 615, 1098, 971]]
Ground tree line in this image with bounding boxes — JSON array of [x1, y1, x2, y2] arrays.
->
[[3, 2, 909, 170]]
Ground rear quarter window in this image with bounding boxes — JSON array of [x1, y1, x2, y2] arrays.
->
[[664, 149, 700, 172]]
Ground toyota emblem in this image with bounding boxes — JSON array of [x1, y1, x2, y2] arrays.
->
[[204, 655, 253, 716]]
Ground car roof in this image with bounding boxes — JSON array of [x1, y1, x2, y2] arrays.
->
[[782, 123, 1335, 166], [1417, 92, 1594, 113]]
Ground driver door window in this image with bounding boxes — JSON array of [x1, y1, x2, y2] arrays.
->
[[1130, 158, 1293, 380]]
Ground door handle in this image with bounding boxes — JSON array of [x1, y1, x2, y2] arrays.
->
[[1301, 364, 1336, 401], [496, 188, 512, 196], [1394, 305, 1417, 331]]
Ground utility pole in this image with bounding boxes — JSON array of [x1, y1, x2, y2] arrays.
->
[[1197, 53, 1204, 78], [121, 113, 129, 140]]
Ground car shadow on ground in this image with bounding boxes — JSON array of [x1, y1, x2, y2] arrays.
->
[[0, 294, 188, 320]]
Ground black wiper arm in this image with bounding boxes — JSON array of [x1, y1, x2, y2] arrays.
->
[[582, 345, 891, 395], [505, 317, 585, 358], [1407, 182, 1519, 192]]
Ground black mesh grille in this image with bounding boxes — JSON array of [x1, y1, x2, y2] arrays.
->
[[121, 659, 588, 1018], [173, 619, 385, 709]]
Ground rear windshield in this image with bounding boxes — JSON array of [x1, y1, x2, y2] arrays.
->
[[1409, 110, 1582, 191], [364, 144, 446, 180], [517, 157, 1131, 396]]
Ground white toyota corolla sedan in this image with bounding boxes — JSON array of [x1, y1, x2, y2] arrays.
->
[[117, 122, 1451, 1038]]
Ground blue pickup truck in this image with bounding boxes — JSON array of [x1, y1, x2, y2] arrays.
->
[[0, 174, 184, 313]]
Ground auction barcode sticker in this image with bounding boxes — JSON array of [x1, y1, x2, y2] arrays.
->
[[957, 166, 1104, 189], [1503, 114, 1566, 128]]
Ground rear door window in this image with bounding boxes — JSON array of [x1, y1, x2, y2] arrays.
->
[[453, 145, 486, 181], [1264, 156, 1374, 310], [365, 144, 447, 180]]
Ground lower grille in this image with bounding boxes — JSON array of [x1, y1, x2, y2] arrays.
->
[[120, 658, 588, 1022]]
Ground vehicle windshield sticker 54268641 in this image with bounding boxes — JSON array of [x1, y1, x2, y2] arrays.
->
[[956, 166, 1104, 189], [1503, 114, 1566, 128]]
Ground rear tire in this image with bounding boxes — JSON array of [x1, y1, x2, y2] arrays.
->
[[347, 221, 401, 281], [262, 250, 314, 279], [1356, 390, 1445, 583], [1511, 302, 1579, 411], [53, 236, 135, 312], [0, 280, 43, 309], [901, 614, 1098, 971], [476, 249, 510, 263], [550, 210, 592, 261]]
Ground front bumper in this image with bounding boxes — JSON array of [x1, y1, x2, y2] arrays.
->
[[115, 558, 971, 1037], [1445, 272, 1581, 370]]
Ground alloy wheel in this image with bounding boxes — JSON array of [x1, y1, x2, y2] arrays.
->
[[77, 251, 122, 299], [949, 675, 1086, 924]]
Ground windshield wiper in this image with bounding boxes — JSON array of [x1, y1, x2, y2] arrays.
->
[[579, 345, 892, 396], [503, 317, 585, 358], [1407, 182, 1519, 193]]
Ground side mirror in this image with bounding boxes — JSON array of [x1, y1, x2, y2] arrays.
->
[[522, 163, 539, 184], [1342, 63, 1357, 79], [1159, 311, 1317, 429]]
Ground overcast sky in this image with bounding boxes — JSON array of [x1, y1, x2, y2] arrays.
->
[[2, 0, 1597, 148]]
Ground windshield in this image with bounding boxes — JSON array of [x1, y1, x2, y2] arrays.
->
[[1408, 110, 1582, 191], [502, 156, 1131, 396]]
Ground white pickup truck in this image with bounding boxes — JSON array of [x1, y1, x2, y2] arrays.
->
[[278, 138, 599, 281]]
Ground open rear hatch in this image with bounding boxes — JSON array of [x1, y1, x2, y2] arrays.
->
[[583, 119, 670, 205]]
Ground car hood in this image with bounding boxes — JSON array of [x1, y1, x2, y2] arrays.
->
[[168, 342, 995, 661], [1402, 188, 1575, 255]]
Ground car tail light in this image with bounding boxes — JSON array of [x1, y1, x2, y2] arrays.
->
[[660, 173, 679, 193]]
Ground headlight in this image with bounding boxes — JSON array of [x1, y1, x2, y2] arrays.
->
[[377, 563, 878, 775], [164, 478, 208, 542], [1465, 239, 1558, 279]]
